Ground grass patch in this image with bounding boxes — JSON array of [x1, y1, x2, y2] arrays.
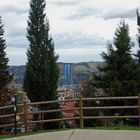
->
[[83, 126, 140, 131], [0, 135, 15, 139], [74, 66, 89, 73], [0, 128, 71, 139]]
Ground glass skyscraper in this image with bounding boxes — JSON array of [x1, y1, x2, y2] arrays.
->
[[64, 63, 73, 85]]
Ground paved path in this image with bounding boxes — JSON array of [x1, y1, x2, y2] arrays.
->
[[4, 129, 140, 140]]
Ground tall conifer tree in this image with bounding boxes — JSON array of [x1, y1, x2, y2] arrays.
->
[[0, 16, 12, 97], [136, 9, 140, 59], [24, 0, 59, 129], [134, 9, 140, 96], [82, 20, 137, 125], [94, 20, 136, 97], [24, 0, 59, 102], [93, 21, 138, 125]]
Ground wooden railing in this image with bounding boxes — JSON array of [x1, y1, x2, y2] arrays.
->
[[0, 95, 140, 133]]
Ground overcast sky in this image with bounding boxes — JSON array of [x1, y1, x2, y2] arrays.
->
[[0, 0, 140, 65]]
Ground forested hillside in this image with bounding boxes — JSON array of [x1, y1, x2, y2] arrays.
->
[[9, 62, 102, 85]]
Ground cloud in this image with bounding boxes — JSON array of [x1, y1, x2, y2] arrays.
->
[[66, 7, 99, 20], [104, 8, 138, 20], [6, 36, 28, 49], [0, 5, 28, 15], [0, 1, 29, 50], [49, 0, 81, 6], [56, 47, 106, 63], [6, 47, 27, 65], [66, 5, 139, 21], [1, 13, 28, 49], [6, 27, 26, 38], [53, 32, 106, 49]]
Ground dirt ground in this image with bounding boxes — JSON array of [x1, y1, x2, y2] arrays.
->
[[3, 129, 140, 140]]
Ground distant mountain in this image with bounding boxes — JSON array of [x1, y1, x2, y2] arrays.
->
[[9, 65, 25, 84], [9, 62, 103, 85]]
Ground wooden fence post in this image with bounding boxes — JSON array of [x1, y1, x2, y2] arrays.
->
[[79, 95, 84, 128], [23, 102, 28, 133]]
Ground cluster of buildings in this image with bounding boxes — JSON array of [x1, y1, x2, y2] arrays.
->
[[58, 85, 80, 128]]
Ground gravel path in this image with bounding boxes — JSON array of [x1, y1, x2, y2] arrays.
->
[[3, 129, 140, 140]]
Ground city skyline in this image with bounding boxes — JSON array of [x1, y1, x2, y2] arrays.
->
[[0, 0, 140, 65]]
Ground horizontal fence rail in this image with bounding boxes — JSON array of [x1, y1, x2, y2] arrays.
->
[[83, 96, 138, 101], [0, 95, 140, 133], [84, 115, 139, 119], [83, 106, 139, 110], [29, 117, 80, 124], [28, 107, 80, 115], [28, 99, 79, 105]]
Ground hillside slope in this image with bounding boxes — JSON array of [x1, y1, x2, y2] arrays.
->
[[9, 62, 102, 85]]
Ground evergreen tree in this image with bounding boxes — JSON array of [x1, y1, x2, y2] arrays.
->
[[135, 9, 140, 92], [92, 21, 138, 125], [24, 0, 60, 129], [136, 9, 140, 59], [128, 9, 140, 98], [0, 16, 12, 100], [24, 0, 59, 102], [94, 20, 136, 97]]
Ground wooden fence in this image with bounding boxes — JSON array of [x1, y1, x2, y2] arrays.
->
[[0, 95, 140, 133]]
